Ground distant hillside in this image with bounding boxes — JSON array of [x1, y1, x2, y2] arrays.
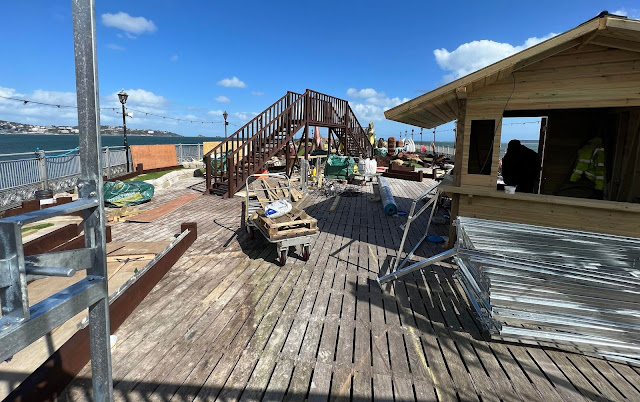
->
[[0, 119, 182, 137]]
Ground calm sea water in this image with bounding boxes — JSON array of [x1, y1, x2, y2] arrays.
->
[[0, 133, 226, 155], [0, 133, 537, 156]]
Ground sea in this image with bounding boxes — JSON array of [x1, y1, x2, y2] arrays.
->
[[0, 133, 537, 157], [0, 133, 225, 155]]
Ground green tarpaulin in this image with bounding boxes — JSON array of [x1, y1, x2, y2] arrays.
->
[[325, 155, 355, 179], [104, 180, 154, 207]]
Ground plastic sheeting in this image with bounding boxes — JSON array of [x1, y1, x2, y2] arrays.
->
[[104, 180, 154, 207], [378, 176, 397, 216]]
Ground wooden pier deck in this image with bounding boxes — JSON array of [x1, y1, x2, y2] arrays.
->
[[60, 177, 640, 401]]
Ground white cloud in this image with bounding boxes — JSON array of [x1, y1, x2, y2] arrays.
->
[[0, 86, 78, 125], [251, 91, 265, 96], [351, 104, 385, 121], [107, 88, 167, 107], [346, 88, 410, 120], [215, 95, 231, 103], [170, 54, 178, 62], [234, 112, 258, 121], [217, 77, 247, 88], [613, 9, 640, 19], [101, 12, 157, 36], [208, 110, 225, 116], [346, 88, 410, 108], [433, 33, 557, 80], [106, 43, 125, 51]]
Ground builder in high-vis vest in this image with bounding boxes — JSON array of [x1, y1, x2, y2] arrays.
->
[[570, 137, 606, 191]]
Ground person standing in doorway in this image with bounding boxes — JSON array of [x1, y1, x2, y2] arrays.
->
[[501, 139, 541, 193]]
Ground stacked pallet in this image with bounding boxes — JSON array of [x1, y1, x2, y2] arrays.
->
[[255, 207, 318, 241], [382, 164, 424, 182], [453, 217, 640, 365]]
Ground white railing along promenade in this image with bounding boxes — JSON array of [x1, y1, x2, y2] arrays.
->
[[0, 143, 204, 211]]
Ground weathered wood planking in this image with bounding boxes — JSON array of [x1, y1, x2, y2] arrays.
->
[[57, 177, 640, 402]]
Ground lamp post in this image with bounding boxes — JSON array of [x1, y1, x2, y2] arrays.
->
[[223, 110, 229, 138], [117, 89, 130, 172]]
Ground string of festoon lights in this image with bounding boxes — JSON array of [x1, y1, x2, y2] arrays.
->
[[0, 94, 241, 127]]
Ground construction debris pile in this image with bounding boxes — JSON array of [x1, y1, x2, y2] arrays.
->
[[453, 217, 640, 365]]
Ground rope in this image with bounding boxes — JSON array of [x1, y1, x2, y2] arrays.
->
[[45, 147, 79, 158]]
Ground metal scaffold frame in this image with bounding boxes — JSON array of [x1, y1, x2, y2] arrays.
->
[[0, 0, 113, 400], [376, 182, 452, 285]]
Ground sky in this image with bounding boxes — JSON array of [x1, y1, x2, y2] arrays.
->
[[0, 1, 639, 142]]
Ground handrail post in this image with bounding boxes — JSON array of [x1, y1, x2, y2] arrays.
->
[[105, 146, 111, 178], [227, 156, 235, 197], [205, 154, 211, 194]]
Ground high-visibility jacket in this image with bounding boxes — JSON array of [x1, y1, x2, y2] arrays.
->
[[570, 137, 606, 190]]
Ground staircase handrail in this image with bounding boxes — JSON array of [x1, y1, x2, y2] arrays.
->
[[223, 91, 308, 194], [203, 91, 303, 158]]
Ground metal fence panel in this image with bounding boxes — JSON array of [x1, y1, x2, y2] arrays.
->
[[0, 158, 41, 189]]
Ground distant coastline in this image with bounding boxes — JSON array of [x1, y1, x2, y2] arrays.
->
[[0, 119, 182, 137]]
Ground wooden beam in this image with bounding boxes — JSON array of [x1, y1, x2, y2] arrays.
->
[[455, 87, 467, 100], [576, 17, 607, 49], [591, 36, 640, 53]]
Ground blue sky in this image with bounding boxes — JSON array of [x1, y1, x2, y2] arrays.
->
[[0, 1, 639, 141]]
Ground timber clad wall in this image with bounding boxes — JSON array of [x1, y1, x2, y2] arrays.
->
[[455, 42, 640, 236]]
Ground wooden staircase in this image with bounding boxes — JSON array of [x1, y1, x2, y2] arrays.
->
[[204, 89, 373, 198]]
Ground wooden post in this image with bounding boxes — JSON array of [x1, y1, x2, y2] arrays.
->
[[304, 124, 309, 161], [448, 87, 467, 247], [205, 154, 212, 194]]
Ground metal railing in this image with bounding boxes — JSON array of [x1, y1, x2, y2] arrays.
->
[[175, 143, 203, 163], [0, 146, 129, 191]]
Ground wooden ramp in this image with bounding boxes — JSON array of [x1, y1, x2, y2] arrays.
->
[[57, 178, 640, 402], [127, 193, 200, 223]]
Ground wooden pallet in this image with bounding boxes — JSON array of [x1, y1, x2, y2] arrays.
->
[[254, 207, 318, 240]]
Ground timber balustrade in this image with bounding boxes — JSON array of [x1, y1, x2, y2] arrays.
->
[[204, 89, 373, 197]]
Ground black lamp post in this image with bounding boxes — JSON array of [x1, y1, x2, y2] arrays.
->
[[117, 89, 130, 172], [223, 110, 229, 138]]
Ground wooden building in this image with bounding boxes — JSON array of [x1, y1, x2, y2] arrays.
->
[[385, 12, 640, 237]]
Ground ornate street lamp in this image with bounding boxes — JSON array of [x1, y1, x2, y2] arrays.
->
[[223, 110, 229, 138], [117, 89, 130, 172]]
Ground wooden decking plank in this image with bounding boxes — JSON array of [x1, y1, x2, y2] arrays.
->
[[402, 280, 458, 402], [316, 318, 339, 364], [387, 326, 411, 377], [544, 350, 609, 402], [527, 348, 589, 402], [508, 347, 565, 402], [261, 358, 295, 402], [413, 376, 438, 402], [565, 354, 627, 400], [329, 365, 352, 401], [420, 266, 503, 402], [297, 321, 324, 363], [308, 361, 332, 402], [393, 375, 416, 402], [284, 361, 314, 401], [408, 273, 481, 402], [431, 265, 525, 401], [372, 372, 394, 401], [586, 357, 640, 400], [352, 368, 373, 400]]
